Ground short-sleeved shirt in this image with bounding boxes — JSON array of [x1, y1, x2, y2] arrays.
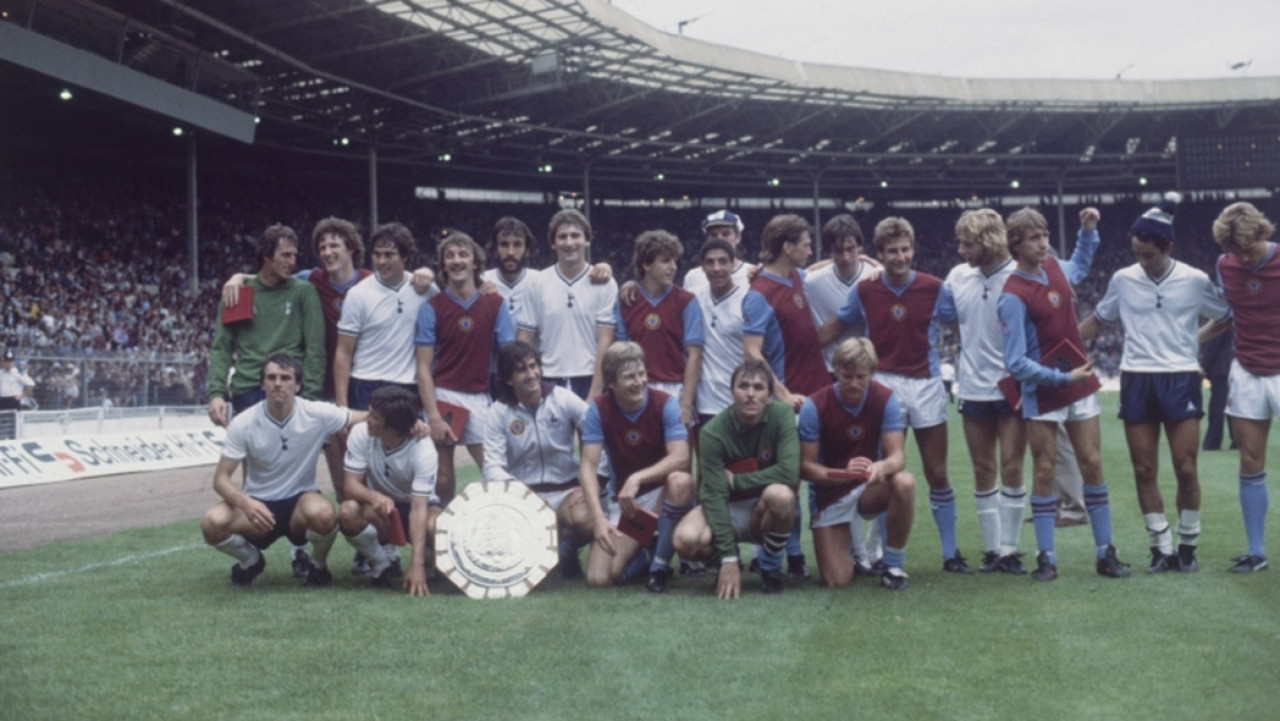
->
[[1094, 260, 1230, 372], [517, 264, 618, 378], [583, 388, 686, 491], [343, 421, 439, 504], [337, 274, 434, 384], [684, 260, 751, 296], [936, 257, 1018, 402], [743, 269, 829, 396], [694, 283, 746, 415], [804, 262, 875, 370], [414, 288, 515, 392], [614, 284, 705, 383], [1217, 242, 1280, 377], [837, 270, 942, 379], [221, 397, 351, 501]]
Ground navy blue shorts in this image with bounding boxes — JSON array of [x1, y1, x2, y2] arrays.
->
[[349, 378, 417, 411], [1118, 371, 1202, 423], [958, 398, 1015, 418], [231, 387, 266, 416], [248, 492, 309, 549], [545, 376, 592, 400]]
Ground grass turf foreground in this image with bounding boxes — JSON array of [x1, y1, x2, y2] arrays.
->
[[2, 394, 1279, 720]]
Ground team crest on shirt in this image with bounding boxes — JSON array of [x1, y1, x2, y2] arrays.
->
[[890, 304, 907, 321], [847, 425, 865, 440], [645, 313, 662, 330], [333, 298, 344, 313], [508, 419, 526, 436], [1047, 290, 1062, 308], [793, 294, 806, 309], [625, 429, 644, 446], [760, 448, 774, 463], [458, 316, 475, 333], [1247, 278, 1262, 295]]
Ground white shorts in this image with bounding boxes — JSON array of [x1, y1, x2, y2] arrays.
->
[[810, 484, 869, 529], [874, 372, 947, 428], [607, 485, 663, 525], [1030, 393, 1100, 424], [535, 486, 577, 513], [1226, 360, 1280, 421], [435, 387, 491, 446], [650, 380, 683, 402]]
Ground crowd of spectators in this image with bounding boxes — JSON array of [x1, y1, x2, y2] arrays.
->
[[0, 161, 1269, 410]]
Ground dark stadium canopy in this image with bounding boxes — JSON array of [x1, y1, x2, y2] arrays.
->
[[7, 0, 1280, 200]]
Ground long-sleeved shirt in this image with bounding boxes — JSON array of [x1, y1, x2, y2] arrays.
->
[[207, 276, 326, 401], [697, 399, 800, 562]]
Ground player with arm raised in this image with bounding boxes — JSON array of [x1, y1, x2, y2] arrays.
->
[[997, 206, 1130, 581]]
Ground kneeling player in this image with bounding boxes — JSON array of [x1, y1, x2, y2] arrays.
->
[[674, 359, 799, 598], [484, 341, 595, 578], [201, 353, 363, 588], [580, 342, 693, 591], [799, 339, 916, 590], [338, 386, 442, 596]]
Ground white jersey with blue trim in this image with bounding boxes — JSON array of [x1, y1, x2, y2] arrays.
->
[[343, 421, 439, 504], [1093, 260, 1230, 372], [222, 397, 351, 501]]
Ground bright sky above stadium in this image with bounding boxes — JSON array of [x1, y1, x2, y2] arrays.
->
[[613, 0, 1280, 81]]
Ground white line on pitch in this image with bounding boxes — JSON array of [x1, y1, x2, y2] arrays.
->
[[0, 543, 202, 590]]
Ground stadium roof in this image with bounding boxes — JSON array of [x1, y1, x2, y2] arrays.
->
[[9, 0, 1280, 198]]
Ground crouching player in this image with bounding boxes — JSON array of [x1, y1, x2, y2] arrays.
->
[[338, 386, 442, 595], [484, 341, 595, 579], [799, 339, 916, 590], [674, 359, 799, 598], [580, 342, 693, 591], [201, 353, 363, 588]]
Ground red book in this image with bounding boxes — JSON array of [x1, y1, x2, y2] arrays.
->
[[221, 286, 254, 324], [385, 506, 408, 547], [436, 401, 469, 443], [616, 506, 659, 545], [726, 458, 759, 474], [1035, 338, 1101, 414]]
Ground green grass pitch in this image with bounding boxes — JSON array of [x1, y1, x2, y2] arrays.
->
[[3, 393, 1279, 720]]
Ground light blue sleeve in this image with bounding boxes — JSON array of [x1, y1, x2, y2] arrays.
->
[[493, 302, 516, 348], [413, 302, 437, 348], [614, 300, 630, 341], [1064, 227, 1099, 285], [661, 396, 689, 442], [881, 393, 906, 433], [836, 284, 866, 328], [997, 293, 1068, 387], [934, 282, 958, 324], [583, 401, 605, 445], [797, 398, 821, 442], [741, 290, 773, 337], [682, 296, 705, 347]]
